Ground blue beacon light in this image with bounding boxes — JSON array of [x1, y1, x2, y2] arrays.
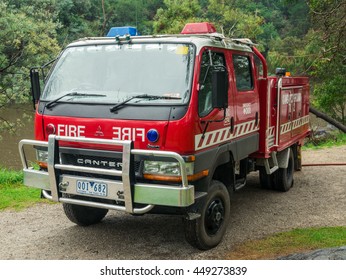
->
[[147, 129, 159, 142]]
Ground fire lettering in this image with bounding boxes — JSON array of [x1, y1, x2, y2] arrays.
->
[[112, 127, 145, 142], [57, 124, 85, 137]]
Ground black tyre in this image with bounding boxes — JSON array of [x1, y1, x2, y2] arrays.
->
[[184, 180, 230, 250], [259, 148, 294, 192], [275, 148, 294, 192], [259, 167, 275, 190], [63, 195, 108, 226]]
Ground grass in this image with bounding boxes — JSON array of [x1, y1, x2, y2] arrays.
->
[[304, 132, 346, 150], [0, 168, 43, 211], [225, 227, 346, 260]]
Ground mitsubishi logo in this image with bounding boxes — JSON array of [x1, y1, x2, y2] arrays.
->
[[94, 125, 104, 137]]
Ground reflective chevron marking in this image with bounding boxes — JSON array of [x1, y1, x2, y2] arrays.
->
[[267, 126, 275, 148], [195, 119, 259, 151], [280, 115, 310, 135]]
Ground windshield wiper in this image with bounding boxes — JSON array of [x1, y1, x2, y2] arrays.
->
[[110, 94, 181, 113], [45, 92, 106, 109]]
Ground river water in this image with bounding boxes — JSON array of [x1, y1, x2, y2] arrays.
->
[[0, 104, 35, 170]]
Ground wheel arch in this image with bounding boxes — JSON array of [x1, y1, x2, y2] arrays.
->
[[212, 152, 235, 193], [194, 142, 236, 193]]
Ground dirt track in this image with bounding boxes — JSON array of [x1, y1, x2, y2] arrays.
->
[[0, 146, 345, 260]]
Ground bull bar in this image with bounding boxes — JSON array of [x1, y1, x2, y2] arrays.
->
[[18, 135, 195, 214]]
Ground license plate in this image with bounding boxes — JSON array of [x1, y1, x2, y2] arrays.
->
[[76, 180, 108, 197]]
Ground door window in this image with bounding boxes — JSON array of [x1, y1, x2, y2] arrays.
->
[[233, 55, 253, 91], [198, 51, 226, 116]]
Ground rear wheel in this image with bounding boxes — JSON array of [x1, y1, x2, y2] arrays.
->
[[62, 195, 108, 226], [259, 148, 294, 192], [275, 148, 294, 192], [259, 167, 275, 190], [184, 180, 230, 250]]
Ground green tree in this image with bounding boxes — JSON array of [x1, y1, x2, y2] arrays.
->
[[204, 0, 264, 40], [307, 0, 346, 124], [153, 0, 203, 34], [101, 0, 163, 36], [267, 34, 314, 75], [0, 1, 60, 137], [314, 74, 346, 124], [55, 0, 164, 43], [56, 0, 104, 44]]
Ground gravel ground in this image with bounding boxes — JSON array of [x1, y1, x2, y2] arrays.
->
[[0, 146, 345, 260]]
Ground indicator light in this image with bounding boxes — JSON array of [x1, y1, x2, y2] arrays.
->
[[45, 123, 55, 135], [147, 129, 159, 142]]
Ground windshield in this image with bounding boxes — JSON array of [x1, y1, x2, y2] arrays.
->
[[42, 43, 194, 105]]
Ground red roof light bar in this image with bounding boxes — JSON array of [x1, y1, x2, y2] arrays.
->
[[181, 22, 217, 34]]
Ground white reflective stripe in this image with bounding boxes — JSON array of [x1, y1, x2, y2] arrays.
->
[[267, 126, 275, 148], [280, 115, 310, 135], [195, 119, 259, 151], [280, 122, 292, 135]]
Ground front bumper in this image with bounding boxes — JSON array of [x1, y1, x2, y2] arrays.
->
[[19, 135, 195, 214]]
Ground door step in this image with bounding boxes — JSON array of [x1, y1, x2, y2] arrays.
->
[[264, 152, 279, 174]]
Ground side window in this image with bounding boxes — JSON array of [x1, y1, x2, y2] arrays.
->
[[233, 55, 253, 91], [198, 51, 226, 117], [254, 55, 263, 78]]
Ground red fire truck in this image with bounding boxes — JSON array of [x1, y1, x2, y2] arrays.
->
[[19, 22, 310, 250]]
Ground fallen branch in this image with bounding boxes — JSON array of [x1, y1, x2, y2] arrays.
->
[[309, 107, 346, 133]]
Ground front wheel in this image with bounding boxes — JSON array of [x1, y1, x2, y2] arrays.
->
[[184, 180, 230, 250], [62, 195, 108, 226]]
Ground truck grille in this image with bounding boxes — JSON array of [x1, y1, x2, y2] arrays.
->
[[61, 153, 141, 173]]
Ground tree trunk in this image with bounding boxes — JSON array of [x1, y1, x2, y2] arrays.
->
[[309, 106, 346, 133]]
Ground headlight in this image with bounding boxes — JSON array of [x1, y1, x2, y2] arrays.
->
[[143, 161, 194, 176], [36, 149, 48, 162], [36, 149, 48, 169]]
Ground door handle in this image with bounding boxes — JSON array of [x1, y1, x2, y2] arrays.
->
[[230, 117, 234, 133]]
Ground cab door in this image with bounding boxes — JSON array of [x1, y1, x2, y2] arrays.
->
[[195, 48, 235, 151], [231, 53, 260, 137]]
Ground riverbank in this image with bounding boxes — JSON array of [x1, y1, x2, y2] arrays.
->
[[0, 103, 34, 170]]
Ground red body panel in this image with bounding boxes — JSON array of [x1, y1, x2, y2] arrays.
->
[[35, 113, 201, 153], [254, 76, 310, 158]]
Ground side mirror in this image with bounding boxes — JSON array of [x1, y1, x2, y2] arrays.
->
[[30, 68, 41, 109], [212, 70, 228, 109]]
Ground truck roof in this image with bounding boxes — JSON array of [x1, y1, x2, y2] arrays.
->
[[67, 33, 253, 54]]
